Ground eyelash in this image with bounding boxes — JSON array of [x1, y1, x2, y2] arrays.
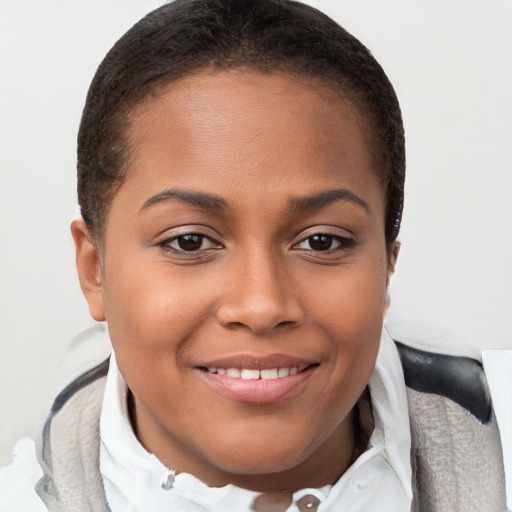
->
[[156, 231, 355, 255], [293, 233, 356, 253], [157, 233, 222, 254]]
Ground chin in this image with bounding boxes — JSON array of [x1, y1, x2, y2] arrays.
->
[[204, 433, 312, 476]]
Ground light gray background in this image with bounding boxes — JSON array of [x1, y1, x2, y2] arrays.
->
[[1, 0, 511, 464]]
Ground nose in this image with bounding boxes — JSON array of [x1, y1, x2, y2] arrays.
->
[[215, 250, 304, 335]]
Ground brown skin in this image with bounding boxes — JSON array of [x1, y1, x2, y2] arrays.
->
[[72, 71, 398, 492]]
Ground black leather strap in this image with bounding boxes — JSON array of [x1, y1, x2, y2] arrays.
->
[[395, 341, 491, 424]]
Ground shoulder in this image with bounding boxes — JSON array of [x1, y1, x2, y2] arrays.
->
[[395, 340, 490, 423], [36, 358, 110, 511], [0, 438, 47, 512], [0, 359, 110, 512], [393, 340, 508, 512]]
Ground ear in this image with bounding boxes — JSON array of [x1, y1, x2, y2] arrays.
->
[[71, 218, 106, 322], [387, 240, 401, 278], [385, 240, 401, 313]]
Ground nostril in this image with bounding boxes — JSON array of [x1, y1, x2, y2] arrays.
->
[[224, 321, 248, 331], [276, 320, 297, 328]]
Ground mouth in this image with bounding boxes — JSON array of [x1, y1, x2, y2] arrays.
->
[[202, 365, 306, 379], [196, 355, 319, 404]]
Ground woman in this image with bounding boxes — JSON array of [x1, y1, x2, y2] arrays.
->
[[0, 1, 507, 510]]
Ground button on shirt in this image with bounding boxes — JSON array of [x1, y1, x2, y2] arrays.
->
[[100, 329, 413, 512]]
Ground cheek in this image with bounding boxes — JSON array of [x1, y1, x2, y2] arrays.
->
[[309, 249, 388, 380], [101, 255, 217, 368], [101, 265, 216, 416], [307, 250, 388, 331]]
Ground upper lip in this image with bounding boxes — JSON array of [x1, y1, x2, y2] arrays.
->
[[196, 353, 318, 370]]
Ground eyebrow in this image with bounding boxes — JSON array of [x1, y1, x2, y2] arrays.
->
[[289, 188, 370, 214], [139, 188, 229, 213]]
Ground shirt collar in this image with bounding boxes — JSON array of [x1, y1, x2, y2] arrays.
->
[[370, 327, 413, 498], [100, 328, 412, 511]]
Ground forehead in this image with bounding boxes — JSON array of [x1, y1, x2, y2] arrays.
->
[[116, 70, 383, 216], [132, 69, 362, 126]]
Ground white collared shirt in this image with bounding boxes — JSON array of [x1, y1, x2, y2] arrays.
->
[[100, 329, 413, 512]]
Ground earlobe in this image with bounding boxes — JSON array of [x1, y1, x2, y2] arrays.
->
[[70, 218, 106, 322]]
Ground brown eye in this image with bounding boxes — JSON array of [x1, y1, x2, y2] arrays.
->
[[295, 233, 356, 253], [159, 233, 221, 253], [308, 234, 334, 251], [176, 234, 203, 251]]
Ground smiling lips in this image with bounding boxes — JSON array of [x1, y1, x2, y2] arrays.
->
[[197, 356, 317, 404]]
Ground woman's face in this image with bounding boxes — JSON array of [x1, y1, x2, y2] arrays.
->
[[75, 71, 392, 491]]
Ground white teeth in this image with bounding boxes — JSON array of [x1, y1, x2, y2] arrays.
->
[[241, 369, 260, 380], [278, 368, 290, 378], [260, 368, 279, 380], [207, 366, 300, 379], [226, 368, 241, 378]]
